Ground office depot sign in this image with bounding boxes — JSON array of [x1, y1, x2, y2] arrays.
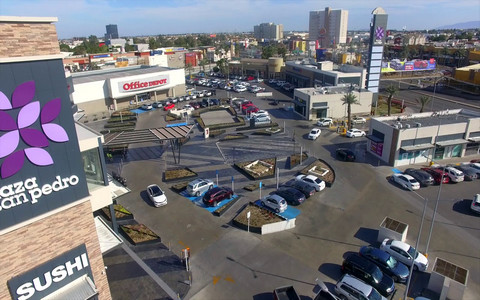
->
[[118, 75, 169, 93]]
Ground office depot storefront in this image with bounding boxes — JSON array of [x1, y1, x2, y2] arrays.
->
[[71, 66, 186, 115]]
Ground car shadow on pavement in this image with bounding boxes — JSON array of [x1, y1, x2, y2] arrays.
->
[[252, 292, 273, 300], [354, 227, 379, 245], [342, 251, 358, 260], [453, 199, 478, 216], [318, 263, 342, 282], [140, 190, 156, 207]]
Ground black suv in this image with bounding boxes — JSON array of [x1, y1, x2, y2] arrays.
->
[[342, 254, 395, 297]]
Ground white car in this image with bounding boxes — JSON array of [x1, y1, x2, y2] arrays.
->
[[390, 174, 420, 190], [183, 104, 194, 111], [316, 118, 333, 127], [380, 239, 429, 272], [147, 184, 167, 207], [346, 128, 366, 138], [308, 128, 321, 140], [235, 86, 247, 92], [141, 103, 153, 110], [260, 194, 287, 213], [443, 166, 464, 182], [470, 194, 480, 214], [202, 90, 212, 97], [352, 116, 367, 124], [295, 174, 326, 191], [186, 178, 214, 197]]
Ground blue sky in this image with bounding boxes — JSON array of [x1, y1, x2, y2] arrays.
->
[[1, 0, 479, 38]]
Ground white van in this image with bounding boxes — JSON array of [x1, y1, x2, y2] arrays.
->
[[444, 166, 464, 182]]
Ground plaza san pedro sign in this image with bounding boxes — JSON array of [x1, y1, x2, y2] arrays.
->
[[8, 244, 94, 300], [0, 79, 89, 231]]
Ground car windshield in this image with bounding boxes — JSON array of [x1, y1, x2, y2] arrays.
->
[[386, 255, 398, 268], [368, 287, 383, 300], [407, 245, 419, 259], [314, 178, 322, 184], [372, 267, 383, 283], [408, 178, 417, 183], [151, 186, 163, 196]]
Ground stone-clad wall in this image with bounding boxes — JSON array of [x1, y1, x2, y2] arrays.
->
[[0, 22, 59, 57]]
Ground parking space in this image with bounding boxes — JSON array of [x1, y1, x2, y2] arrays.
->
[[105, 78, 480, 300]]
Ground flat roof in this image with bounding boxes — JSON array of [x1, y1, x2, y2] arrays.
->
[[72, 65, 173, 84], [0, 16, 58, 23], [297, 85, 369, 95], [374, 109, 480, 128]]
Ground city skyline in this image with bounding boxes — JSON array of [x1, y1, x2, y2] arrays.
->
[[1, 0, 479, 39]]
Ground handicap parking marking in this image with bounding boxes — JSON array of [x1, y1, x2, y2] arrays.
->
[[392, 168, 402, 174], [253, 200, 301, 220], [180, 187, 238, 213]]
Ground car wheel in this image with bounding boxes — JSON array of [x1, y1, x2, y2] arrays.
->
[[339, 296, 348, 300], [209, 185, 213, 190], [196, 191, 200, 197], [391, 275, 398, 282], [362, 133, 366, 137], [275, 208, 280, 213], [261, 201, 265, 207], [213, 201, 218, 207], [414, 265, 419, 271]]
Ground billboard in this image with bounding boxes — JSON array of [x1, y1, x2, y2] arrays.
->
[[0, 60, 89, 231], [381, 58, 436, 72]]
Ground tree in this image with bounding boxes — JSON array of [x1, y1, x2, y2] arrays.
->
[[277, 45, 287, 60], [341, 92, 360, 130], [124, 43, 135, 52], [216, 58, 228, 76], [261, 45, 276, 59], [72, 45, 86, 55], [198, 59, 206, 73], [148, 37, 158, 50], [59, 43, 71, 52], [385, 85, 398, 116], [416, 95, 431, 113], [184, 63, 193, 78]]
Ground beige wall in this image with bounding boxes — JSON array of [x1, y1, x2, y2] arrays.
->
[[0, 21, 59, 58], [0, 201, 112, 299]]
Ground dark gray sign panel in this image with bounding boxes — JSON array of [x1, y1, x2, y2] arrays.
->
[[0, 60, 89, 231]]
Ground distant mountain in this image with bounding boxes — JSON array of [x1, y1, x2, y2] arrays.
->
[[436, 21, 480, 30]]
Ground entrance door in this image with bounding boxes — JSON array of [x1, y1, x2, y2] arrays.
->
[[316, 109, 327, 119]]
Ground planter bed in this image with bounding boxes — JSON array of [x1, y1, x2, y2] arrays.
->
[[100, 126, 135, 134], [196, 116, 245, 131], [112, 111, 136, 117], [104, 121, 136, 128], [164, 167, 198, 182], [235, 122, 279, 132], [101, 204, 134, 221], [288, 152, 308, 169], [171, 181, 189, 193], [232, 202, 285, 234], [219, 133, 248, 141], [243, 182, 260, 191], [120, 223, 161, 245], [234, 157, 276, 180], [213, 196, 241, 217], [209, 129, 226, 137], [300, 159, 335, 187]]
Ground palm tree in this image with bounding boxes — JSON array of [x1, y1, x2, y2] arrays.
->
[[341, 92, 360, 130], [385, 85, 398, 116], [416, 95, 431, 113], [184, 63, 193, 79]]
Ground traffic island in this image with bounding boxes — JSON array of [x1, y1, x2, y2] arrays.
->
[[300, 159, 335, 187], [120, 223, 161, 246], [164, 167, 198, 182], [234, 157, 276, 180]]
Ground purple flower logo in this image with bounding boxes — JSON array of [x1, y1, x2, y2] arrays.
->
[[0, 81, 69, 179], [375, 26, 385, 40]]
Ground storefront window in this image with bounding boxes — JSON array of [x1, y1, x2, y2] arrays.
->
[[434, 145, 445, 160], [82, 148, 105, 191]]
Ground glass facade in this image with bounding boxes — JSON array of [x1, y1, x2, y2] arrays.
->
[[82, 148, 105, 191]]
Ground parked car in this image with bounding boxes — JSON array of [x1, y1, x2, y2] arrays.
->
[[341, 254, 395, 297], [152, 101, 163, 108], [164, 103, 175, 111], [202, 186, 233, 207], [189, 101, 201, 109], [260, 194, 287, 213], [245, 106, 259, 114], [295, 174, 326, 192], [308, 128, 322, 140], [390, 174, 420, 190], [351, 117, 367, 124], [283, 179, 316, 198], [335, 274, 387, 300], [470, 194, 480, 214], [380, 239, 429, 272], [313, 279, 340, 300], [346, 129, 366, 138], [147, 184, 167, 207], [359, 246, 410, 283], [442, 166, 465, 183], [141, 103, 153, 110], [468, 162, 480, 173], [336, 148, 356, 162], [316, 118, 333, 127], [449, 165, 478, 181], [421, 167, 450, 184], [273, 285, 300, 300], [186, 178, 214, 197], [273, 187, 306, 205], [183, 104, 194, 111], [404, 168, 434, 187]]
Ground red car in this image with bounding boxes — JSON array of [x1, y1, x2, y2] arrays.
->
[[202, 187, 234, 207], [240, 100, 253, 109], [242, 103, 255, 112], [189, 101, 200, 109], [421, 167, 450, 184], [164, 103, 175, 110], [245, 106, 259, 114]]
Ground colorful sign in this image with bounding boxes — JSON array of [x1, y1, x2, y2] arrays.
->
[[381, 58, 436, 72], [8, 244, 93, 300], [118, 75, 170, 93]]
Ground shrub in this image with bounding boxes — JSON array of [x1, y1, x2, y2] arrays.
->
[[108, 116, 137, 123], [210, 129, 226, 137], [112, 111, 135, 117], [164, 167, 198, 182], [104, 121, 136, 128]]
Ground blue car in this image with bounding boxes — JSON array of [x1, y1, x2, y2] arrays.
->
[[359, 246, 410, 283]]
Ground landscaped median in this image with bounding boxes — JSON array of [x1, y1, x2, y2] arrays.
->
[[119, 221, 161, 246], [234, 157, 276, 180], [232, 202, 297, 235], [299, 159, 336, 187]]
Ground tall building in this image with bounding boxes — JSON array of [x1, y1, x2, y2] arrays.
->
[[105, 24, 118, 39], [309, 7, 348, 48], [254, 22, 284, 41]]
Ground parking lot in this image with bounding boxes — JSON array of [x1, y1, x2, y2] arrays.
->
[[108, 78, 480, 300]]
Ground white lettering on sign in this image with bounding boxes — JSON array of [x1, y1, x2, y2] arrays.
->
[[121, 78, 168, 92], [15, 253, 89, 300], [0, 175, 79, 211]]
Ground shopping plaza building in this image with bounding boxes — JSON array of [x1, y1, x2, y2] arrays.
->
[[1, 16, 117, 299]]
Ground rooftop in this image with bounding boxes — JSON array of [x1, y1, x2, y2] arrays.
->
[[296, 85, 369, 95], [71, 65, 172, 84], [374, 109, 480, 128]]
